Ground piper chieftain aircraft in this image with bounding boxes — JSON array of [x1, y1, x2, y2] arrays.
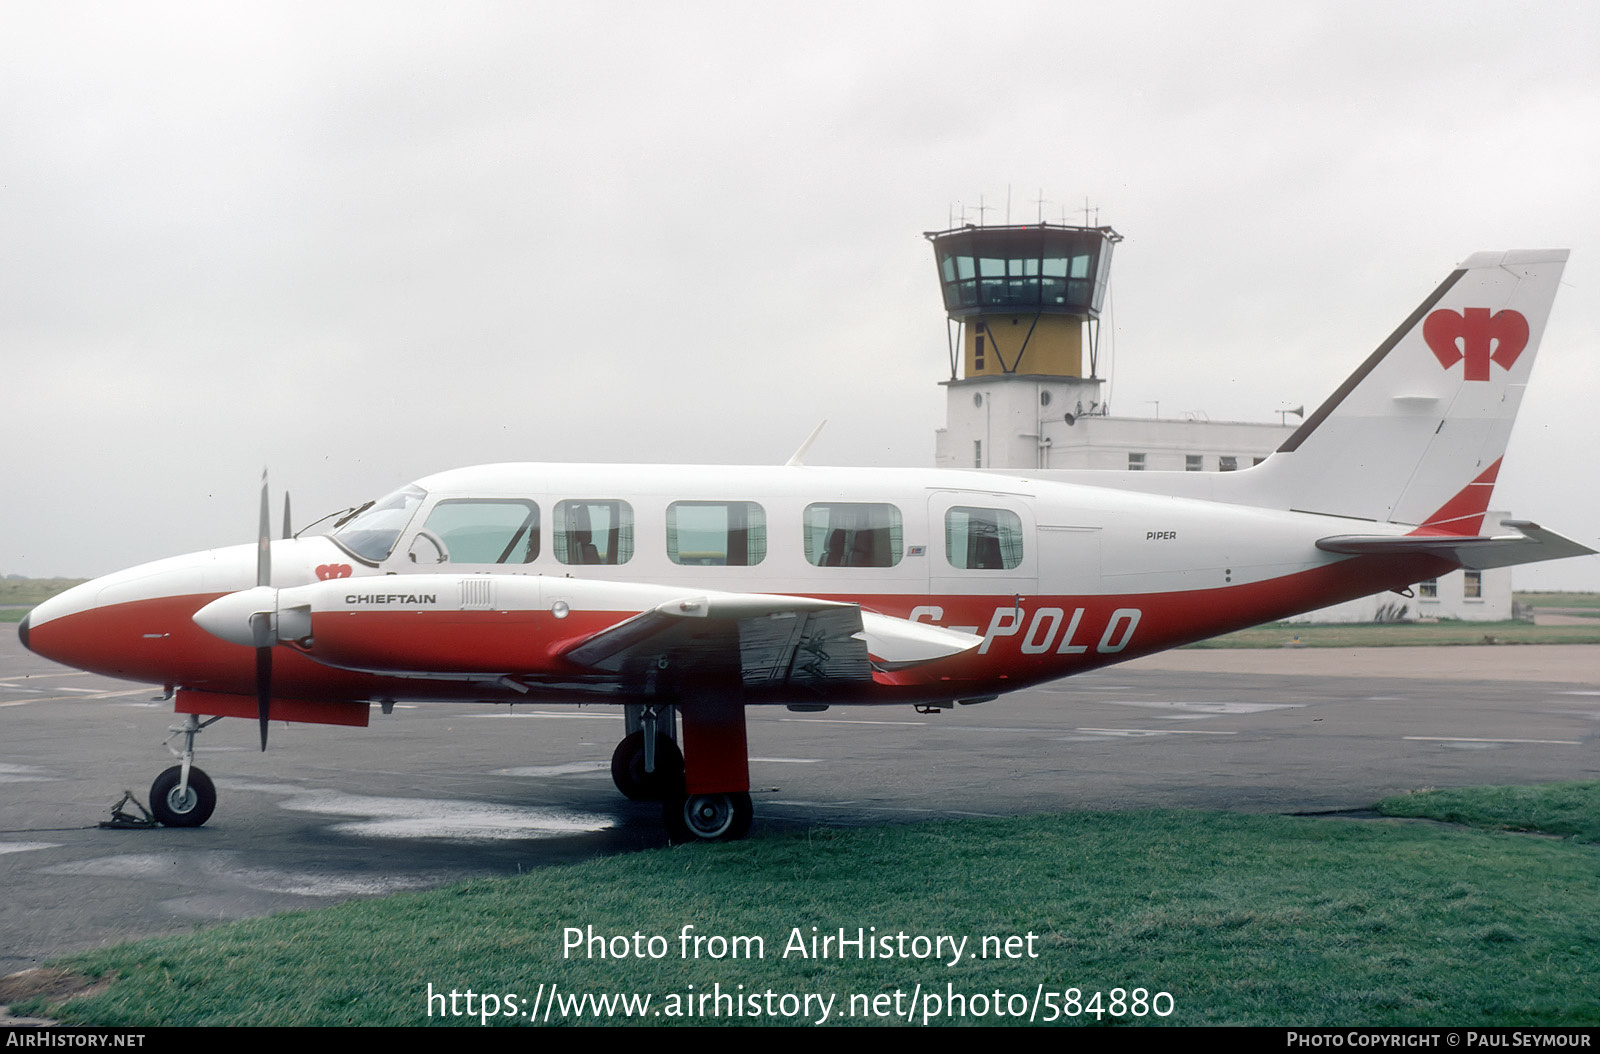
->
[[20, 249, 1594, 841]]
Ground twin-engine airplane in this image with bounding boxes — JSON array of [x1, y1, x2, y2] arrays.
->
[[20, 250, 1594, 841]]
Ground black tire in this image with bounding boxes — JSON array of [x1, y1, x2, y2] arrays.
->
[[610, 732, 684, 801], [663, 791, 752, 843], [150, 765, 216, 828]]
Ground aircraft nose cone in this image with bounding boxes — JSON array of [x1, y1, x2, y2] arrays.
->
[[17, 612, 30, 652]]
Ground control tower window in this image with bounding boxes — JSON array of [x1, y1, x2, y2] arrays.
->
[[932, 226, 1116, 317]]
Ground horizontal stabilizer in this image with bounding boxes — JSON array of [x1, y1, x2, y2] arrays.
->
[[1317, 520, 1595, 570]]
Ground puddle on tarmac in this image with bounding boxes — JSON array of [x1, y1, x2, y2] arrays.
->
[[276, 789, 612, 840], [496, 762, 608, 777], [41, 852, 438, 898]]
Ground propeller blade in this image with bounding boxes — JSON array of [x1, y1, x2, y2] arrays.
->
[[282, 491, 292, 540], [257, 468, 272, 588], [249, 609, 274, 751], [256, 645, 272, 751]]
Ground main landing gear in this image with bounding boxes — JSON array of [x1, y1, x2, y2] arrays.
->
[[610, 731, 685, 801], [664, 791, 753, 842], [615, 686, 752, 843], [149, 712, 222, 827]]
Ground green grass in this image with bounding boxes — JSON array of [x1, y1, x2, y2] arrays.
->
[[0, 577, 86, 605], [1378, 781, 1600, 843], [1187, 619, 1600, 648], [18, 788, 1600, 1028], [1516, 592, 1600, 611]]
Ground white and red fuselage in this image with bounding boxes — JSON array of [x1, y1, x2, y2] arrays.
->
[[23, 461, 1458, 717]]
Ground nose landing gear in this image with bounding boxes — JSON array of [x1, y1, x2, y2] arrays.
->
[[150, 765, 216, 827], [150, 712, 223, 827]]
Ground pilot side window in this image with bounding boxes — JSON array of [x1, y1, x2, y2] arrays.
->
[[803, 503, 903, 567], [416, 499, 539, 564], [666, 501, 766, 566], [554, 500, 634, 565], [945, 506, 1024, 570]]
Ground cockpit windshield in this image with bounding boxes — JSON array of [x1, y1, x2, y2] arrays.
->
[[330, 484, 426, 562]]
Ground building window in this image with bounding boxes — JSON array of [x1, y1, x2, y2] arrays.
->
[[804, 503, 903, 567], [1418, 578, 1438, 600], [666, 501, 766, 566], [1253, 456, 1268, 466], [945, 507, 1025, 570], [1186, 455, 1203, 472], [1128, 452, 1146, 471], [1464, 571, 1483, 600], [1219, 456, 1238, 472], [974, 440, 983, 468]]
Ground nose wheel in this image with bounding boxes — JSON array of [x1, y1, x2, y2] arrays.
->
[[150, 765, 216, 827], [150, 711, 224, 827]]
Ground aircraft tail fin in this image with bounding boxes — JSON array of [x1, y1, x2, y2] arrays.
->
[[1249, 250, 1568, 527]]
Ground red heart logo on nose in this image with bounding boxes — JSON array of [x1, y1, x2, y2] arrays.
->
[[316, 563, 353, 580]]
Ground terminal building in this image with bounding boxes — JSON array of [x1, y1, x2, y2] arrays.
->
[[923, 219, 1512, 623]]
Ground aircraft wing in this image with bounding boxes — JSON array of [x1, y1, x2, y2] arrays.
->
[[1316, 520, 1596, 570], [562, 592, 984, 690], [199, 575, 982, 696]]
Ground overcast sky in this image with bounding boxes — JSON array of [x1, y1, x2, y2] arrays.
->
[[5, 1, 1597, 589]]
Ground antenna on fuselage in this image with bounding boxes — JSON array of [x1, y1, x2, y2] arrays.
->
[[784, 420, 828, 466]]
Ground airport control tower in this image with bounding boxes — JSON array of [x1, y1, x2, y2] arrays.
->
[[927, 221, 1122, 469]]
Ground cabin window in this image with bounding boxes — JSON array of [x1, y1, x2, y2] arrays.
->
[[554, 500, 633, 565], [417, 499, 539, 564], [666, 501, 766, 566], [803, 503, 903, 567], [332, 484, 425, 561], [945, 506, 1024, 570]]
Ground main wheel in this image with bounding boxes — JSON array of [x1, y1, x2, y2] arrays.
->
[[150, 765, 217, 828], [664, 791, 752, 842], [610, 732, 684, 801]]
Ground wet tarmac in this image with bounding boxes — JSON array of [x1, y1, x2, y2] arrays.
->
[[2, 630, 1596, 972]]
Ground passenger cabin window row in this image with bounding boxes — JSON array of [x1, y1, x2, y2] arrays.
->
[[394, 499, 1025, 570]]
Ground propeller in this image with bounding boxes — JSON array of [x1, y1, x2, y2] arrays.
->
[[255, 469, 273, 750]]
